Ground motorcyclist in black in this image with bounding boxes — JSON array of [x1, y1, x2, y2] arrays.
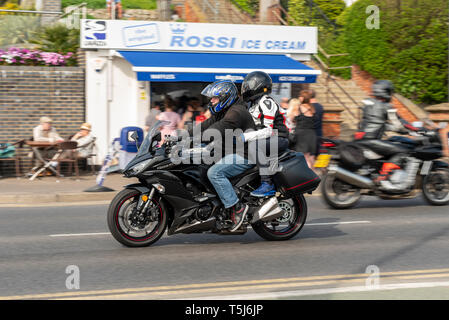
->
[[359, 80, 411, 140], [187, 80, 256, 232]]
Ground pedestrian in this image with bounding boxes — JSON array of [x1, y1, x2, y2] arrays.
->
[[106, 0, 122, 19], [286, 98, 301, 131], [280, 97, 289, 111], [292, 90, 318, 168], [310, 89, 324, 156], [157, 101, 181, 143], [178, 97, 204, 130], [144, 102, 162, 132]]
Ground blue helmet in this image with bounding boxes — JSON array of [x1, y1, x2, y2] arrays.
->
[[201, 80, 238, 115]]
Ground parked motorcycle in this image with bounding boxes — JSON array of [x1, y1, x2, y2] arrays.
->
[[316, 126, 449, 209], [107, 121, 321, 247]]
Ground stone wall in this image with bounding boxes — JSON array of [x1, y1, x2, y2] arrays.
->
[[0, 66, 85, 176]]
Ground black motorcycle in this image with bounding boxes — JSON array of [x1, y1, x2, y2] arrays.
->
[[316, 126, 449, 209], [107, 121, 321, 247]]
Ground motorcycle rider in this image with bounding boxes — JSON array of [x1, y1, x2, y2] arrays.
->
[[239, 71, 290, 197], [358, 80, 449, 180], [187, 80, 256, 232], [358, 80, 416, 179]]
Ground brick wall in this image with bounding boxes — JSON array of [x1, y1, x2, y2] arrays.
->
[[184, 0, 203, 22], [0, 66, 85, 176], [352, 65, 418, 123]]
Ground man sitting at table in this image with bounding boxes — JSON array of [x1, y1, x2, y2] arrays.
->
[[32, 116, 64, 171], [33, 116, 64, 143]]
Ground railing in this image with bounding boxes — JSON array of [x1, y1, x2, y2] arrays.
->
[[314, 45, 360, 121]]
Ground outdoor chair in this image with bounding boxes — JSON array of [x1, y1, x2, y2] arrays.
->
[[75, 137, 97, 175], [52, 141, 79, 178], [0, 140, 24, 177]]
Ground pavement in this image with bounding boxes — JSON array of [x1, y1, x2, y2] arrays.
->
[[0, 170, 324, 205], [0, 172, 128, 205]]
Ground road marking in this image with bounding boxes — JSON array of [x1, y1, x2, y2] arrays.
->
[[48, 221, 372, 238], [193, 281, 449, 300], [49, 232, 111, 237], [305, 220, 371, 226], [3, 268, 449, 300]]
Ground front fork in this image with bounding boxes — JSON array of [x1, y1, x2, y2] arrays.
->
[[135, 187, 156, 217]]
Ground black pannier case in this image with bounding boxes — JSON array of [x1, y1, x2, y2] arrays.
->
[[273, 152, 321, 195]]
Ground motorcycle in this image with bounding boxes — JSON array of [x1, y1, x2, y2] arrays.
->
[[316, 125, 449, 209], [107, 121, 321, 247]]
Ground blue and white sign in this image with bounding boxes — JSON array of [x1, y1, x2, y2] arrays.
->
[[81, 20, 317, 55]]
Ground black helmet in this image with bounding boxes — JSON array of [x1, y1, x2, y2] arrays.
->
[[372, 80, 394, 102], [201, 80, 238, 115], [241, 71, 272, 102]]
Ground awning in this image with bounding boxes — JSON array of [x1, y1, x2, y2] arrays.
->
[[118, 51, 321, 83]]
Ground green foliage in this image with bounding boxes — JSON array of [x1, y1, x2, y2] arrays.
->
[[342, 0, 448, 104], [230, 0, 259, 16], [288, 0, 346, 39], [61, 0, 156, 10], [29, 23, 79, 66]]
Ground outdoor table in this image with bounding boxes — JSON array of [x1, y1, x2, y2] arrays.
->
[[25, 141, 64, 180]]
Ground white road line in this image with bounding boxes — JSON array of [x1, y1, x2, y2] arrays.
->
[[48, 221, 371, 238], [305, 220, 371, 226], [190, 281, 449, 300], [49, 232, 111, 237]]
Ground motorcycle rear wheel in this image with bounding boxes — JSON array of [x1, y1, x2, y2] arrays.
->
[[251, 194, 307, 241], [422, 168, 449, 206], [107, 188, 168, 247]]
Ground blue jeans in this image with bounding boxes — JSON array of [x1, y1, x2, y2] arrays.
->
[[207, 154, 255, 208]]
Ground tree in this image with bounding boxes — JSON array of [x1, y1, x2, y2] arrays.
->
[[342, 0, 448, 104]]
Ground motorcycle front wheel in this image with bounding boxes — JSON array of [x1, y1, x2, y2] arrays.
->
[[321, 172, 361, 209], [251, 194, 307, 241], [107, 188, 168, 247]]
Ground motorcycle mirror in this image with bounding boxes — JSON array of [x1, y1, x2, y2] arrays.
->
[[130, 131, 140, 151]]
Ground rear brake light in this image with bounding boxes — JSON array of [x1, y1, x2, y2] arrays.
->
[[321, 142, 336, 148]]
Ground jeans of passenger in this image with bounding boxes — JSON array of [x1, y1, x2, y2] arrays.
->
[[207, 154, 255, 208]]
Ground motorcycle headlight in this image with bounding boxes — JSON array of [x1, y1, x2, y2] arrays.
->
[[126, 158, 153, 176]]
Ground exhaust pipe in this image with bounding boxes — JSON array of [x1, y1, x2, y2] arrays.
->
[[331, 165, 374, 189], [251, 197, 284, 223]]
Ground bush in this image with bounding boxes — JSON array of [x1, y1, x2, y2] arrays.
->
[[29, 23, 79, 66], [61, 0, 156, 10], [342, 0, 448, 104], [288, 0, 346, 38], [0, 47, 74, 66], [230, 0, 259, 16]]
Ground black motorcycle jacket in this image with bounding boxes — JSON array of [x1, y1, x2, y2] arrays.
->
[[188, 98, 256, 156], [360, 98, 409, 139]]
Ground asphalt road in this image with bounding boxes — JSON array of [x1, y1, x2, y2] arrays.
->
[[1, 195, 449, 300]]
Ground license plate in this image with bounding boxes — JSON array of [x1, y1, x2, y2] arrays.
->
[[314, 154, 332, 168]]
